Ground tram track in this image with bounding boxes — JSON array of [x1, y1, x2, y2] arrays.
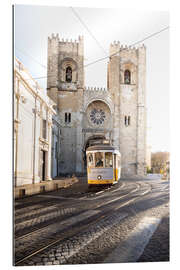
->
[[81, 182, 140, 201], [15, 181, 145, 238], [15, 205, 60, 223], [15, 207, 81, 238], [14, 189, 113, 228], [114, 183, 152, 210], [95, 182, 152, 211], [15, 206, 128, 266], [14, 180, 153, 266], [14, 200, 69, 218], [14, 184, 116, 218], [14, 182, 123, 223]]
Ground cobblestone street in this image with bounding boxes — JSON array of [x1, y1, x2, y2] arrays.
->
[[14, 175, 169, 266]]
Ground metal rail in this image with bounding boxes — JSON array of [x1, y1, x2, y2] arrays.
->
[[15, 181, 152, 265]]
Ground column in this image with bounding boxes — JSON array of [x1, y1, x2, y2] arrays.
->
[[46, 112, 53, 180]]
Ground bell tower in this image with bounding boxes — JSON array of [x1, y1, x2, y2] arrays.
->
[[47, 34, 84, 101], [108, 42, 147, 176], [47, 34, 84, 175]]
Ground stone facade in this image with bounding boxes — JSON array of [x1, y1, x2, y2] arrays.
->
[[146, 145, 151, 170], [14, 58, 56, 187], [47, 34, 147, 176], [51, 113, 61, 178]]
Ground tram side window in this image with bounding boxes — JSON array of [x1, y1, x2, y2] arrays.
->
[[88, 153, 94, 167], [105, 152, 113, 167], [95, 152, 104, 167]]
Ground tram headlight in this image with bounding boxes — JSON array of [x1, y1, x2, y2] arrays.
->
[[97, 175, 102, 180]]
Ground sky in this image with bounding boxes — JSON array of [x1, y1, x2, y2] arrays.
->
[[14, 5, 169, 153]]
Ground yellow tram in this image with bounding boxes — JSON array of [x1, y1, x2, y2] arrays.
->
[[86, 144, 121, 185]]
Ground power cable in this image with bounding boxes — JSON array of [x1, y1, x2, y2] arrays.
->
[[84, 26, 169, 67], [15, 47, 47, 69], [70, 6, 107, 55], [17, 26, 169, 81]]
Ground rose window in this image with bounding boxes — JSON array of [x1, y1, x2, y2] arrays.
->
[[90, 109, 106, 125]]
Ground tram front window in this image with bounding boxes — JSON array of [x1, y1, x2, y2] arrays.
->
[[87, 153, 94, 167], [95, 152, 104, 167], [105, 152, 113, 167]]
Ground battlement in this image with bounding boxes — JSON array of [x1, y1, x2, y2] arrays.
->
[[109, 42, 145, 55], [48, 34, 84, 56], [48, 34, 83, 44], [84, 86, 108, 92]]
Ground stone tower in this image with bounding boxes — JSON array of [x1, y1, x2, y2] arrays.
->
[[108, 42, 147, 176], [47, 34, 84, 174]]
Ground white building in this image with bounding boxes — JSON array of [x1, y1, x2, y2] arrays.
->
[[51, 113, 61, 178], [14, 58, 56, 187]]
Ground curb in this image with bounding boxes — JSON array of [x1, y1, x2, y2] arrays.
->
[[14, 177, 79, 199]]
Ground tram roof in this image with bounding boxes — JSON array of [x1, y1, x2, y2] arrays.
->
[[86, 144, 120, 153]]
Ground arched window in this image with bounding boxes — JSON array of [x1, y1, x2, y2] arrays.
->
[[124, 69, 131, 84], [66, 66, 72, 82]]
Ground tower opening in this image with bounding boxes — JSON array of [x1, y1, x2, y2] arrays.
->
[[124, 69, 131, 84], [66, 66, 72, 82]]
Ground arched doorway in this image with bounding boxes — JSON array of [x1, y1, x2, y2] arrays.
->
[[83, 135, 106, 172]]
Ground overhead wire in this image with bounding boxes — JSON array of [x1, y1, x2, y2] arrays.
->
[[70, 6, 107, 56], [15, 47, 47, 69], [16, 26, 169, 81], [16, 5, 108, 73], [84, 26, 169, 67]]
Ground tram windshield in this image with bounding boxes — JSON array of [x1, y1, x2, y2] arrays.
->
[[87, 151, 115, 168], [95, 152, 104, 167], [105, 152, 113, 167]]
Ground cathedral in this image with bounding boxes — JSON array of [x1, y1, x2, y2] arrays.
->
[[47, 34, 147, 178]]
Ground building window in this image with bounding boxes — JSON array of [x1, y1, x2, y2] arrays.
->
[[68, 113, 71, 123], [65, 113, 68, 123], [66, 66, 72, 82], [125, 116, 131, 126], [128, 116, 131, 125], [65, 113, 71, 124], [125, 116, 127, 125], [124, 69, 131, 84], [42, 119, 47, 139]]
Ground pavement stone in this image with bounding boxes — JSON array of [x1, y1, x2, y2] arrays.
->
[[138, 215, 169, 262], [15, 177, 169, 266]]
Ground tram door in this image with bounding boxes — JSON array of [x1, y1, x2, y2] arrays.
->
[[40, 150, 46, 181], [114, 154, 117, 181]]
